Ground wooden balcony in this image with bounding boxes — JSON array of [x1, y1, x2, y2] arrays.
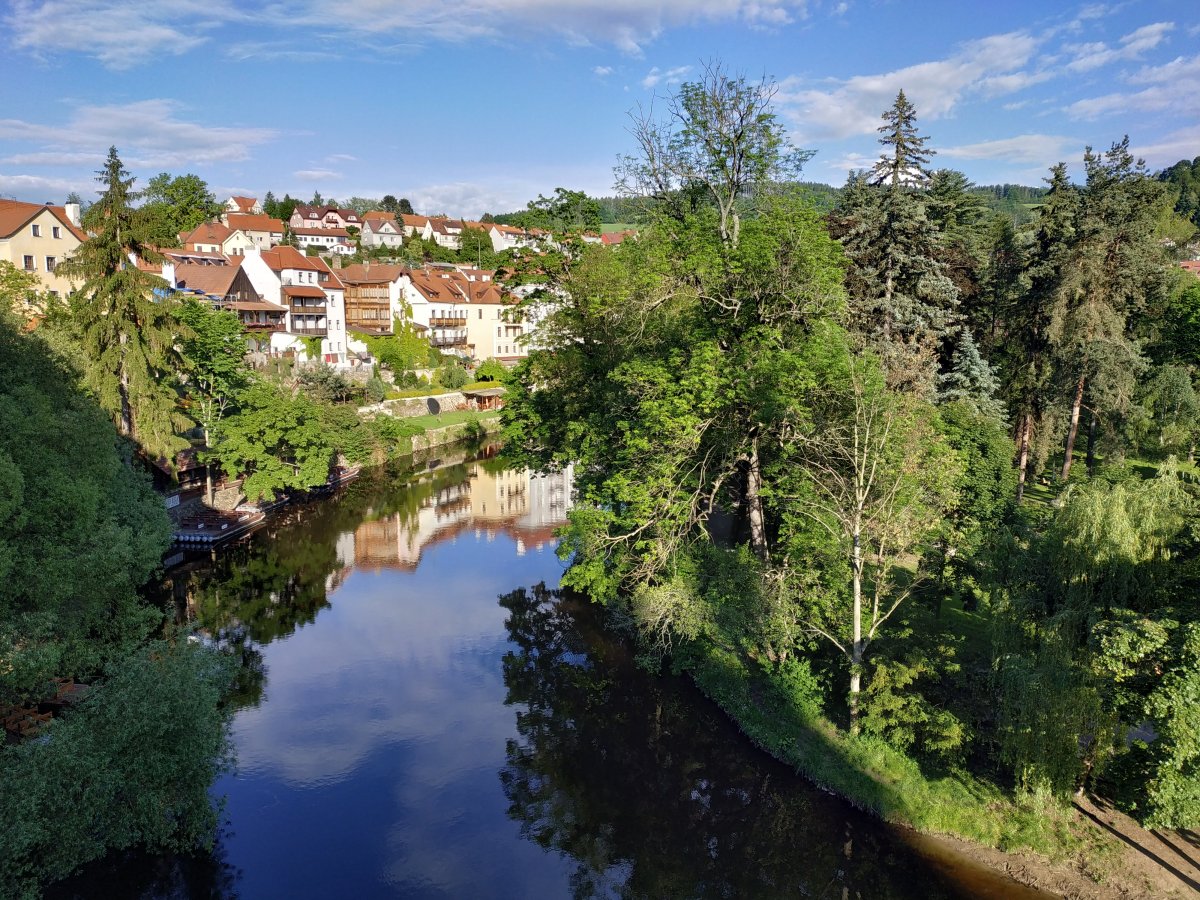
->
[[431, 333, 467, 348], [289, 301, 327, 314], [430, 315, 467, 327], [243, 320, 285, 333], [291, 325, 327, 337]]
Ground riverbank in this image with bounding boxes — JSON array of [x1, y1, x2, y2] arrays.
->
[[684, 641, 1200, 899]]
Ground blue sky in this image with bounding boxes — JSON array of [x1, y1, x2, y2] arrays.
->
[[1, 0, 1196, 217]]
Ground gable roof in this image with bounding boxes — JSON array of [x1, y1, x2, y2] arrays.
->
[[337, 263, 408, 284], [172, 263, 246, 299], [180, 221, 235, 245], [0, 199, 87, 241], [226, 213, 284, 233], [259, 244, 326, 273], [230, 196, 258, 212]]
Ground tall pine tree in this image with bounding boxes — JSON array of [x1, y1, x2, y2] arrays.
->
[[59, 146, 189, 461]]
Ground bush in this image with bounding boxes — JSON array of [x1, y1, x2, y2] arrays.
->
[[365, 376, 387, 404], [297, 364, 360, 403], [475, 358, 508, 383], [437, 365, 469, 390]]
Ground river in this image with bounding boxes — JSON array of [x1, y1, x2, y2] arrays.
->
[[50, 446, 1051, 899]]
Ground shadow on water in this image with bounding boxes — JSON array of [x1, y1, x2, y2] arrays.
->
[[497, 583, 1046, 900]]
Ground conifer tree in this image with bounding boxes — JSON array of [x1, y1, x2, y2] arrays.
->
[[937, 328, 1006, 421], [59, 146, 189, 461], [869, 90, 935, 188]]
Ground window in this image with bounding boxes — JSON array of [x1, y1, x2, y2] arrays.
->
[[478, 309, 482, 319], [31, 224, 40, 237], [45, 256, 56, 272], [52, 226, 61, 239], [23, 255, 35, 270], [496, 326, 501, 337]]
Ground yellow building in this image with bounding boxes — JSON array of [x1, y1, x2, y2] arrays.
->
[[0, 199, 85, 299]]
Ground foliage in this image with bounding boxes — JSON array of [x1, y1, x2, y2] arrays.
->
[[140, 172, 222, 247], [437, 363, 470, 390], [296, 363, 360, 404], [56, 146, 190, 461], [0, 640, 235, 898], [474, 358, 508, 382]]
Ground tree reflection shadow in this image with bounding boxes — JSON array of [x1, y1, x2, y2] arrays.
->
[[497, 584, 955, 899]]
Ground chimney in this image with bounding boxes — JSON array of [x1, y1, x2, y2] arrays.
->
[[64, 203, 81, 227]]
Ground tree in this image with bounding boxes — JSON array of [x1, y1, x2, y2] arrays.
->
[[781, 351, 959, 729], [177, 300, 248, 502], [1050, 138, 1167, 480], [341, 196, 380, 216], [615, 60, 811, 247], [140, 172, 222, 246], [869, 90, 935, 188], [57, 147, 189, 461], [519, 188, 603, 235], [937, 328, 1006, 421], [398, 197, 414, 215]]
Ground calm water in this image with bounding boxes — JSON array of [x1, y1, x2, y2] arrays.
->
[[53, 446, 1049, 899]]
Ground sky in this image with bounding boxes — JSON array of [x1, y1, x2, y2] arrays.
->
[[1, 0, 1197, 218]]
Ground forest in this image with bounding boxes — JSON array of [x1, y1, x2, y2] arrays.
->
[[499, 65, 1200, 858]]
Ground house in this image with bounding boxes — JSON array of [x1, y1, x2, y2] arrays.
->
[[487, 223, 529, 253], [0, 199, 86, 300], [601, 229, 636, 246], [225, 196, 263, 215], [179, 221, 256, 257], [360, 212, 403, 250], [289, 205, 363, 231], [428, 217, 464, 250], [337, 263, 409, 335], [399, 214, 434, 241], [292, 225, 353, 255], [224, 213, 284, 249], [1181, 260, 1200, 278], [240, 245, 350, 366], [160, 258, 286, 352], [401, 267, 469, 352]]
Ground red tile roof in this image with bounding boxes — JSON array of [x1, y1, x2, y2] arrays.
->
[[0, 199, 86, 241], [226, 213, 284, 234], [282, 284, 327, 299], [180, 221, 234, 245]]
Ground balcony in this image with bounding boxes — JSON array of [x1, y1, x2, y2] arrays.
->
[[242, 320, 285, 333], [291, 325, 327, 337], [429, 315, 467, 327], [289, 301, 327, 315], [431, 332, 467, 348]]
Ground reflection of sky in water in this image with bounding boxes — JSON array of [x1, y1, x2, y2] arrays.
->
[[216, 532, 573, 899]]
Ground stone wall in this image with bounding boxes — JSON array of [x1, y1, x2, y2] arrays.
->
[[366, 392, 469, 419]]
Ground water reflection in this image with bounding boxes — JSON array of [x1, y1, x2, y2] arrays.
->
[[499, 583, 959, 900], [54, 449, 1035, 899]]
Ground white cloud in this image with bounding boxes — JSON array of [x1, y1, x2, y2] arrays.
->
[[293, 168, 344, 181], [407, 182, 528, 220], [0, 172, 94, 201], [778, 31, 1042, 141], [5, 0, 248, 69], [641, 65, 692, 89], [1131, 126, 1200, 168], [0, 100, 278, 170], [325, 154, 358, 163], [1064, 21, 1174, 72], [1127, 53, 1200, 85], [593, 65, 613, 76], [832, 2, 849, 16], [7, 0, 809, 66], [939, 134, 1082, 165]]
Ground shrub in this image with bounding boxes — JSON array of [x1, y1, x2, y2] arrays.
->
[[437, 365, 469, 390]]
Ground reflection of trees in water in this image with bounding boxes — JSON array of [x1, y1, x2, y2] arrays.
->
[[498, 584, 953, 900], [44, 828, 240, 900]]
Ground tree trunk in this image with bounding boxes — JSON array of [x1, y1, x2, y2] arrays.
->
[[849, 526, 864, 735], [745, 435, 768, 562], [118, 333, 133, 439], [1061, 374, 1085, 481], [1016, 413, 1032, 504], [204, 427, 215, 506], [1085, 412, 1098, 474]]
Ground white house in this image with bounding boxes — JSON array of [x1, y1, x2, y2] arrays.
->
[[240, 245, 348, 367], [360, 213, 403, 249]]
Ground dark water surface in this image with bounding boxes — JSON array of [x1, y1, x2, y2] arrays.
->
[[53, 447, 1050, 899]]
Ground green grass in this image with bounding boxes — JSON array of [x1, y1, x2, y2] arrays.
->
[[685, 641, 1083, 858], [403, 409, 499, 431]]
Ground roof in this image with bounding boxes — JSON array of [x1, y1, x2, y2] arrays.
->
[[400, 214, 431, 228], [227, 299, 286, 312], [461, 386, 506, 398], [230, 196, 258, 212], [282, 284, 328, 298], [172, 263, 243, 298], [226, 213, 284, 233], [0, 199, 86, 241], [259, 245, 325, 273], [601, 230, 636, 245], [337, 263, 408, 284], [180, 221, 234, 245]]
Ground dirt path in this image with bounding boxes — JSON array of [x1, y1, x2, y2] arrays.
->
[[913, 795, 1200, 899]]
